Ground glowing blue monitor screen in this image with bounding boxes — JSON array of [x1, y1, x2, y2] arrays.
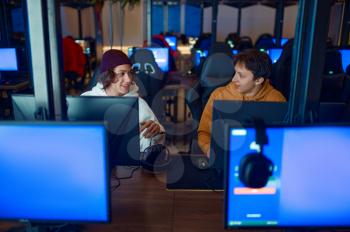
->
[[128, 47, 169, 72], [232, 49, 239, 55], [0, 48, 18, 71], [339, 49, 350, 72], [194, 49, 209, 66], [0, 123, 109, 222], [225, 126, 350, 228], [147, 47, 169, 72], [165, 36, 177, 51], [267, 48, 283, 63], [273, 38, 288, 46]]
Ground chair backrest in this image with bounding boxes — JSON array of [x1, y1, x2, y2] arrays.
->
[[320, 50, 345, 102], [255, 33, 275, 50], [186, 53, 234, 127], [236, 36, 253, 51], [130, 49, 164, 107], [323, 49, 343, 75], [320, 74, 346, 102], [200, 53, 234, 106], [270, 39, 294, 99], [225, 33, 241, 49], [208, 42, 232, 57]]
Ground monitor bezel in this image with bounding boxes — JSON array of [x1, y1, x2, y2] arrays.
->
[[224, 122, 350, 229], [0, 121, 111, 224]]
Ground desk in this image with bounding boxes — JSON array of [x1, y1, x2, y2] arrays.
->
[[0, 168, 341, 232], [0, 168, 226, 232], [87, 168, 226, 232]]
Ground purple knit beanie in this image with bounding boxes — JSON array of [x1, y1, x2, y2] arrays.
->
[[100, 49, 132, 73]]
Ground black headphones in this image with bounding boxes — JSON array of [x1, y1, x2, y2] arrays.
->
[[141, 143, 171, 172], [239, 118, 274, 188]]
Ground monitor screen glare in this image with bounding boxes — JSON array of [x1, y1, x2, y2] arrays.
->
[[226, 126, 350, 228]]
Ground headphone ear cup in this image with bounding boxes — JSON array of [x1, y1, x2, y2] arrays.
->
[[239, 152, 273, 188]]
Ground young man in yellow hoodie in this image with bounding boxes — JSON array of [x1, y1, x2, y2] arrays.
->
[[198, 49, 286, 156]]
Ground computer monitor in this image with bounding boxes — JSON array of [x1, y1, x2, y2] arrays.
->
[[0, 48, 18, 71], [11, 94, 140, 166], [128, 47, 169, 72], [194, 49, 209, 66], [75, 39, 90, 55], [338, 48, 350, 72], [209, 101, 288, 187], [272, 38, 288, 46], [0, 122, 109, 222], [164, 35, 177, 51], [225, 124, 350, 228], [66, 96, 140, 166], [267, 48, 283, 63]]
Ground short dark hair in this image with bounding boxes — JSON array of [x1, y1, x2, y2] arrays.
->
[[98, 69, 115, 89], [233, 49, 272, 79]]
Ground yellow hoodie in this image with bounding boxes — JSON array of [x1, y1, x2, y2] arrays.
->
[[198, 80, 286, 154]]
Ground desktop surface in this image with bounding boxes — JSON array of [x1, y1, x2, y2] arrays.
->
[[166, 154, 222, 190], [225, 125, 350, 228]]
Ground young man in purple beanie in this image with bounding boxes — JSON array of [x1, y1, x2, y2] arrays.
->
[[82, 49, 165, 151]]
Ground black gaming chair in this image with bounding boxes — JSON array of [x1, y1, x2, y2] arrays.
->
[[270, 39, 294, 100], [208, 42, 233, 57], [186, 52, 234, 153], [225, 33, 241, 49], [255, 33, 275, 50], [321, 49, 346, 102], [130, 49, 164, 108], [186, 52, 234, 134], [236, 36, 253, 52]]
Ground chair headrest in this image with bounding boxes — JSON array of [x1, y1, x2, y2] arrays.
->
[[200, 53, 234, 87]]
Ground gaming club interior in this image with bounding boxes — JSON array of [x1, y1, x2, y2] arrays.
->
[[1, 0, 350, 231]]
